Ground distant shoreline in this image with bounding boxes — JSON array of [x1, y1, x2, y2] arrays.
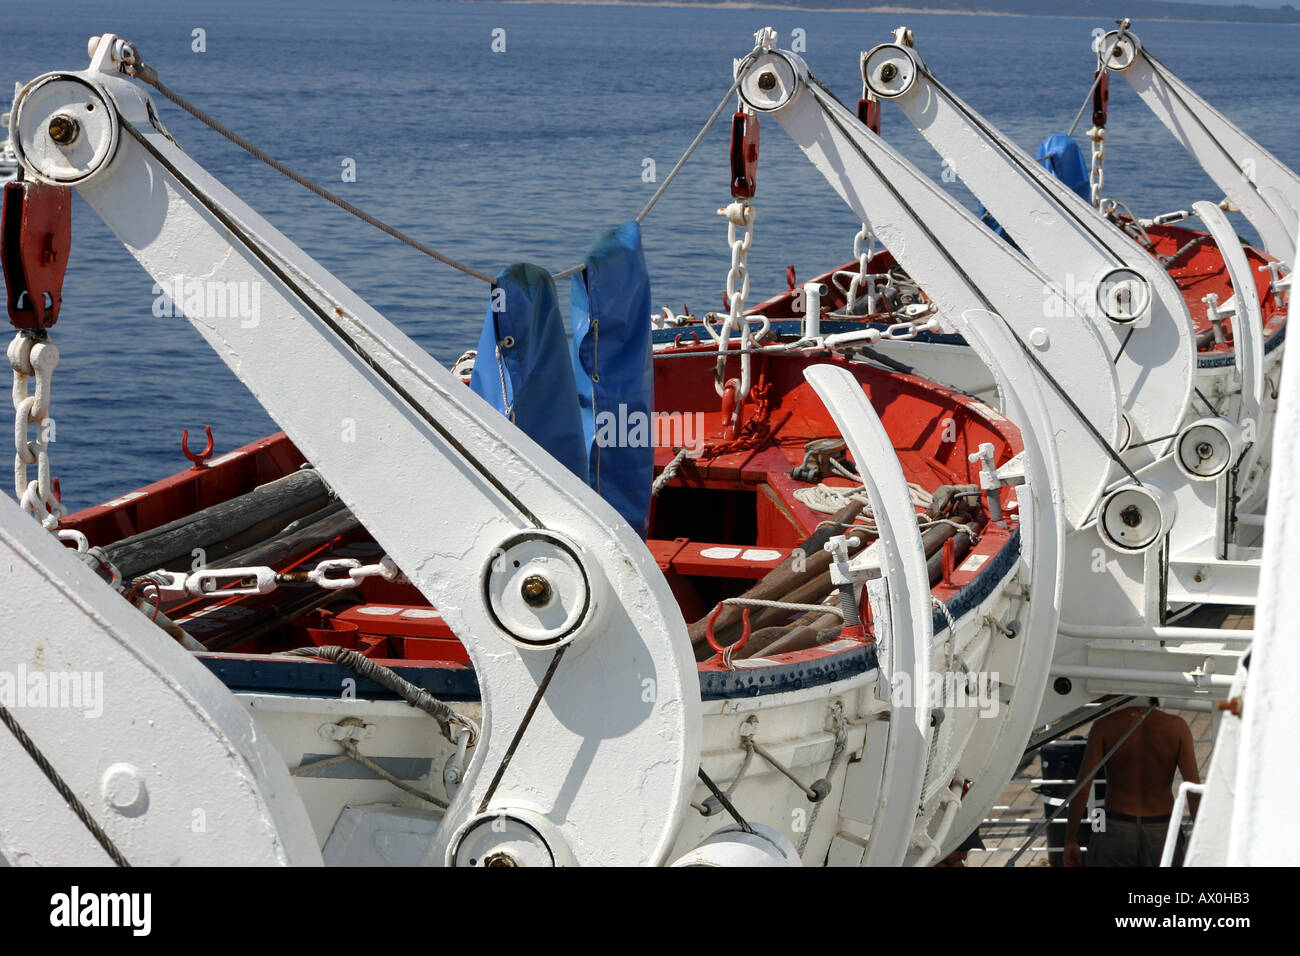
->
[[482, 0, 1300, 26]]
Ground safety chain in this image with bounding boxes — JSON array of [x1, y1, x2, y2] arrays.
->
[[136, 554, 408, 601], [700, 378, 774, 458], [1087, 126, 1106, 209], [846, 224, 878, 310], [1083, 19, 1131, 210], [717, 198, 756, 401], [9, 331, 66, 529]]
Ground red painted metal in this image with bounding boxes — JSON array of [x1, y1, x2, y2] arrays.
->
[[2, 181, 72, 329], [720, 378, 740, 440], [705, 603, 751, 663], [1092, 71, 1109, 128], [729, 111, 760, 199], [181, 425, 215, 469], [858, 97, 882, 135], [667, 542, 789, 580]]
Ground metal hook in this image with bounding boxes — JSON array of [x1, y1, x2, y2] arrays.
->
[[705, 603, 751, 667], [181, 425, 214, 469]]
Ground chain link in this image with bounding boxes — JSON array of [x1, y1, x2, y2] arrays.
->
[[9, 331, 66, 529], [1087, 126, 1106, 209], [716, 199, 756, 401], [139, 554, 408, 601], [847, 224, 877, 310]]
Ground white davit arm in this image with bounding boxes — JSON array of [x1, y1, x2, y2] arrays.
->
[[739, 33, 1070, 864], [733, 37, 1122, 529], [8, 34, 701, 867], [861, 35, 1196, 462], [1099, 28, 1300, 263], [804, 365, 935, 867], [0, 491, 324, 865]]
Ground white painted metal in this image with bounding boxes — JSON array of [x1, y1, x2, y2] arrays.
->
[[804, 365, 934, 866], [671, 822, 801, 866], [852, 39, 1274, 725], [1161, 782, 1205, 866], [1225, 220, 1300, 864], [864, 38, 1196, 461], [9, 37, 701, 866], [734, 45, 1121, 529], [734, 37, 1079, 860], [1193, 201, 1266, 441], [0, 492, 321, 866], [322, 805, 442, 867], [1100, 29, 1300, 262]]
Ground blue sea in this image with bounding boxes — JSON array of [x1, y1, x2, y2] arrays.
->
[[3, 0, 1298, 510]]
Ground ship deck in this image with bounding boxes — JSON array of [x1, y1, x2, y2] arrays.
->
[[975, 605, 1252, 867]]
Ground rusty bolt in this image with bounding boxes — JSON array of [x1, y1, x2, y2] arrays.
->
[[1120, 504, 1143, 528], [757, 71, 777, 92], [880, 63, 899, 83], [1216, 696, 1243, 717], [48, 114, 79, 145], [483, 851, 518, 867], [520, 574, 551, 607]]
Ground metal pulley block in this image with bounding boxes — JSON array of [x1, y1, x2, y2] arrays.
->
[[1092, 69, 1110, 128], [1, 180, 72, 329], [857, 96, 881, 135], [729, 110, 760, 198]]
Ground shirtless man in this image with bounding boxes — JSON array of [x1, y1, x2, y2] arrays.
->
[[1063, 700, 1201, 867]]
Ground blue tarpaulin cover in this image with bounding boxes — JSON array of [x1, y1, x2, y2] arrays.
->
[[1035, 133, 1091, 201], [570, 221, 655, 537], [468, 262, 588, 481]]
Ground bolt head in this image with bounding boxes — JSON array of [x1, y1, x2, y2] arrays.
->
[[47, 114, 79, 145], [757, 71, 777, 91], [101, 763, 148, 816], [520, 574, 552, 607]]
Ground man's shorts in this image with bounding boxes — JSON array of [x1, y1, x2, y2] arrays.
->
[[1087, 813, 1186, 867]]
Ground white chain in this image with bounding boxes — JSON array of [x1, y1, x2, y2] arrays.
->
[[716, 198, 755, 401], [1087, 126, 1106, 209], [140, 554, 408, 600], [9, 331, 66, 529], [847, 224, 877, 310]]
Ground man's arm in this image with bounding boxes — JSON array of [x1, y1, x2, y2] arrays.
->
[[1176, 717, 1202, 819], [1064, 724, 1104, 867]]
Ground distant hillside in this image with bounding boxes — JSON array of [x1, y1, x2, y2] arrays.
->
[[501, 0, 1300, 24]]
